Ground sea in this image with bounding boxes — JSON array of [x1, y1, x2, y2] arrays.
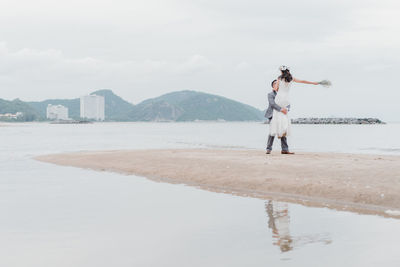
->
[[1, 122, 399, 267]]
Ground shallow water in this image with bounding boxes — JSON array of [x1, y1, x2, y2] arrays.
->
[[1, 122, 400, 266]]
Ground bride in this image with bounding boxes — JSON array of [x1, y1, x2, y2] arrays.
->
[[269, 66, 320, 138]]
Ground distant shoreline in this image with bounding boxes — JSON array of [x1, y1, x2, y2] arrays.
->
[[291, 117, 385, 124], [36, 149, 400, 218], [1, 118, 390, 124]]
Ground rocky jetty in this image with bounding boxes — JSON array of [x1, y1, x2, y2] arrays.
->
[[291, 117, 385, 124]]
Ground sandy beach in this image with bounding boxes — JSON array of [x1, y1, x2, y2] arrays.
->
[[36, 149, 400, 216]]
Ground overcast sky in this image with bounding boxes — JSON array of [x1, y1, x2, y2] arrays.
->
[[0, 0, 399, 121]]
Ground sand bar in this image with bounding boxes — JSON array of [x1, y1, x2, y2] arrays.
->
[[36, 149, 400, 217]]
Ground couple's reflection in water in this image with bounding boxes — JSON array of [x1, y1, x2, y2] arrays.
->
[[265, 200, 332, 253]]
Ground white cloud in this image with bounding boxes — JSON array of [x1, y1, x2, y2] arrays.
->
[[175, 55, 213, 74], [0, 42, 217, 103], [235, 62, 251, 71]]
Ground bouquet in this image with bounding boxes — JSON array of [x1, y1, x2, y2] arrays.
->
[[318, 80, 332, 87]]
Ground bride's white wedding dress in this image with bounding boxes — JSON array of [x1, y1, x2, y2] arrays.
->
[[269, 79, 292, 137]]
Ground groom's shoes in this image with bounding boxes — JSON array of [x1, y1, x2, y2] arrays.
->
[[281, 151, 295, 155], [266, 150, 272, 154]]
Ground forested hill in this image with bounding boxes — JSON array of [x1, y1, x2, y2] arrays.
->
[[1, 90, 264, 122], [129, 90, 263, 121]]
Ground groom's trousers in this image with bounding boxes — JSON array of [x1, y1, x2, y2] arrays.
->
[[267, 135, 289, 152]]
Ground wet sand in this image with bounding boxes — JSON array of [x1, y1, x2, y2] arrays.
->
[[36, 149, 400, 216]]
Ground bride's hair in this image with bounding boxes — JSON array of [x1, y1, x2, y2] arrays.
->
[[279, 69, 293, 83]]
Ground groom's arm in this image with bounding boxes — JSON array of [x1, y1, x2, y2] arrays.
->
[[268, 93, 287, 114]]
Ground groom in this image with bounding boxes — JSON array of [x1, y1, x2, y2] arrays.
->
[[265, 80, 294, 155]]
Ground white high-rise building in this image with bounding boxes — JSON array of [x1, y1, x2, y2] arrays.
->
[[80, 95, 105, 121], [46, 104, 69, 120]]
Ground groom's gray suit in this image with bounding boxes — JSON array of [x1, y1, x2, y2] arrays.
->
[[265, 90, 289, 152]]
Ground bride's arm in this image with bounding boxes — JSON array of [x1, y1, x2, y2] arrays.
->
[[293, 78, 319, 85]]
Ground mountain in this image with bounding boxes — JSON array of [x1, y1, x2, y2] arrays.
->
[[129, 90, 263, 121], [90, 89, 134, 121], [27, 89, 135, 121], [27, 98, 80, 119], [0, 98, 41, 121], [6, 89, 263, 122]]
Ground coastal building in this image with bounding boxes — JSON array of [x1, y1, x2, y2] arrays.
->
[[80, 94, 105, 121], [0, 112, 23, 119], [46, 104, 69, 120]]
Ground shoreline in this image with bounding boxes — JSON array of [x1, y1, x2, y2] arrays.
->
[[35, 149, 400, 218]]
